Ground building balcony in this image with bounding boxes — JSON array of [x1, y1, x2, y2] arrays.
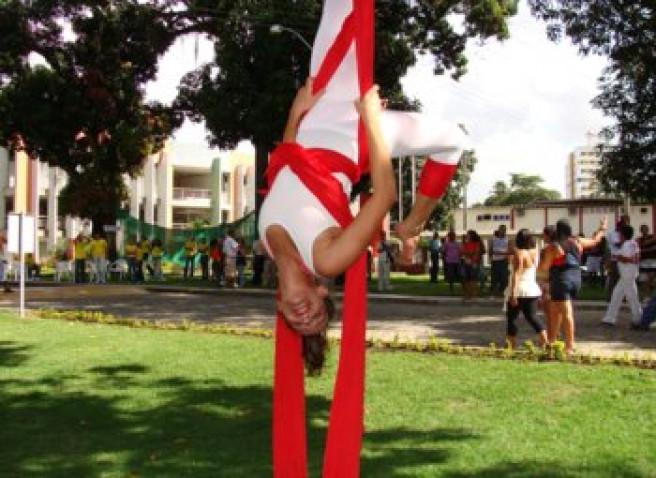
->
[[171, 187, 211, 208], [173, 187, 211, 200]]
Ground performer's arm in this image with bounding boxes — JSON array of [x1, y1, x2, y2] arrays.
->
[[283, 78, 324, 143], [313, 86, 397, 277]]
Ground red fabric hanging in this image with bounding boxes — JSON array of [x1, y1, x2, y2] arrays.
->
[[269, 143, 368, 478], [272, 1, 375, 476]]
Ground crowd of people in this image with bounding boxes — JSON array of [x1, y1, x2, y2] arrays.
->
[[423, 216, 656, 353], [0, 226, 277, 289]]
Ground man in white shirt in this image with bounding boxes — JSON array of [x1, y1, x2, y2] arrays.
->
[[602, 224, 642, 326], [223, 232, 239, 287], [606, 214, 630, 301]]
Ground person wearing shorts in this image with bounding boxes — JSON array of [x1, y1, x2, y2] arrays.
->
[[540, 218, 608, 354]]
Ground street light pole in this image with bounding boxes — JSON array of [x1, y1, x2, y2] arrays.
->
[[458, 124, 471, 233], [270, 24, 312, 51]]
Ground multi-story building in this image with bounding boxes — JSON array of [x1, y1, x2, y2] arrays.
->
[[449, 198, 656, 239], [0, 142, 255, 259], [127, 142, 255, 230], [566, 132, 603, 199]]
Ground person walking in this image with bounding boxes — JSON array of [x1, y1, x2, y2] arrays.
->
[[462, 230, 484, 299], [151, 238, 164, 281], [442, 231, 461, 293], [125, 237, 139, 283], [74, 233, 88, 284], [539, 218, 607, 354], [606, 214, 630, 300], [223, 231, 239, 288], [429, 232, 442, 283], [377, 231, 394, 292], [198, 237, 210, 280], [141, 238, 153, 278], [90, 232, 108, 284], [601, 224, 642, 326], [505, 229, 547, 348], [209, 239, 223, 284], [183, 235, 197, 279], [489, 225, 509, 296]]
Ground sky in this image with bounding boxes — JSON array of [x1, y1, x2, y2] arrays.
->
[[145, 1, 611, 202]]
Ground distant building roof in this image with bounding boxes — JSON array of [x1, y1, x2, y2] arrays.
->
[[533, 198, 622, 208]]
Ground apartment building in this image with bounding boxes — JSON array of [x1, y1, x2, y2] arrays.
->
[[566, 132, 603, 199], [0, 142, 255, 258]]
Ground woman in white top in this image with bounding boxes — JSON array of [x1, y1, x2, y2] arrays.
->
[[505, 229, 547, 348]]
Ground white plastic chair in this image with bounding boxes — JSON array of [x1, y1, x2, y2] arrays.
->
[[108, 259, 128, 281], [55, 261, 73, 282]]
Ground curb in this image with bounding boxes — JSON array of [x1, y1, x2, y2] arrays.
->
[[144, 285, 610, 311]]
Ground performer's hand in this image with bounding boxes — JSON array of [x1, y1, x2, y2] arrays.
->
[[290, 77, 325, 119], [355, 85, 383, 121]]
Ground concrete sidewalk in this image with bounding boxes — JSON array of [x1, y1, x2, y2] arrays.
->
[[144, 284, 610, 311]]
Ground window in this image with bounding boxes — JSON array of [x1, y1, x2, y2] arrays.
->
[[221, 210, 229, 224], [641, 207, 648, 214], [221, 173, 231, 194]]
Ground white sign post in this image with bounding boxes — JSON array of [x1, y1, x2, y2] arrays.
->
[[7, 213, 35, 318]]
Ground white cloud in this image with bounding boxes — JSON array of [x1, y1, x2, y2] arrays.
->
[[401, 1, 610, 202]]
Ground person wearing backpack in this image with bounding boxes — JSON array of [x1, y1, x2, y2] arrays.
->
[[539, 218, 608, 354]]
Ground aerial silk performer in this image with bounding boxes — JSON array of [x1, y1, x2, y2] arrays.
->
[[258, 0, 467, 476]]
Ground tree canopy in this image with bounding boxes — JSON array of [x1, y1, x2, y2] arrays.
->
[[483, 173, 561, 206], [0, 1, 182, 226], [0, 0, 520, 226], [174, 0, 518, 213], [529, 0, 656, 202]]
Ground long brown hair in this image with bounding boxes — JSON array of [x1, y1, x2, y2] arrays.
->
[[302, 296, 336, 376]]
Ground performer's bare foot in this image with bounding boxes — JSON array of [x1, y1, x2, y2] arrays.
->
[[395, 221, 422, 265], [395, 193, 440, 265]]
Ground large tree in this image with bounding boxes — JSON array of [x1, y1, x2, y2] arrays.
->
[[175, 0, 519, 213], [0, 1, 182, 228], [529, 0, 656, 202], [483, 173, 561, 206]]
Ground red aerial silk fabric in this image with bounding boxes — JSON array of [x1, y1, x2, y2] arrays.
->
[[272, 1, 374, 476], [269, 143, 366, 478]]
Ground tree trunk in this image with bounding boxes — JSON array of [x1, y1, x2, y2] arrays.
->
[[254, 142, 271, 228]]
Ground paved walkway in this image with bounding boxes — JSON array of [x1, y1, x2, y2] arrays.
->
[[1, 284, 653, 358]]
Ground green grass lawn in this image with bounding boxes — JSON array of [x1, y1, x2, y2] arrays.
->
[[2, 314, 654, 478]]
